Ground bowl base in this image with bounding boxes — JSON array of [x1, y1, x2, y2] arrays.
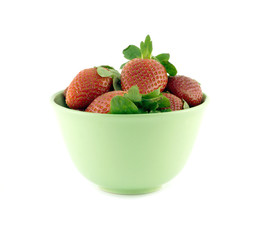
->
[[99, 186, 161, 195]]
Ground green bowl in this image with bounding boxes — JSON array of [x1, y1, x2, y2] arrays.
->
[[51, 90, 209, 194]]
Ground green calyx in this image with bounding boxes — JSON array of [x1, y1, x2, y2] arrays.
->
[[110, 85, 171, 114], [121, 35, 177, 76], [140, 35, 153, 59], [96, 65, 122, 90]]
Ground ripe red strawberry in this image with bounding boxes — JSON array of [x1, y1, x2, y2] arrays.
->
[[162, 92, 183, 111], [120, 35, 177, 95], [66, 68, 112, 110], [121, 58, 168, 94], [86, 91, 125, 114], [167, 75, 202, 107]]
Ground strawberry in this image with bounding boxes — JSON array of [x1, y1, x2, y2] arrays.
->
[[120, 35, 177, 94], [121, 58, 168, 94], [86, 91, 125, 114], [65, 67, 113, 110], [167, 75, 202, 107], [162, 93, 183, 111]]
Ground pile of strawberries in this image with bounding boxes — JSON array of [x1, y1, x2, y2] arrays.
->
[[64, 35, 203, 114]]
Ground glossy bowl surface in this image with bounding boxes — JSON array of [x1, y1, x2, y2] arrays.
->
[[51, 90, 208, 194]]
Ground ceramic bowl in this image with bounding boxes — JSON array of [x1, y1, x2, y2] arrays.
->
[[51, 90, 208, 194]]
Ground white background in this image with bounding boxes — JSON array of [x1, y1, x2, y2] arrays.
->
[[0, 0, 264, 239]]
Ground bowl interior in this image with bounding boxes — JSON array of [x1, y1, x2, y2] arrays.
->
[[53, 91, 69, 108]]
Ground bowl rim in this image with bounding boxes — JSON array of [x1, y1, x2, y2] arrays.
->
[[51, 90, 209, 117]]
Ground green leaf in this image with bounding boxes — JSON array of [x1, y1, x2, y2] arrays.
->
[[160, 61, 177, 76], [153, 54, 177, 76], [120, 62, 128, 69], [158, 95, 171, 108], [98, 65, 115, 70], [97, 66, 121, 79], [97, 67, 113, 77], [155, 53, 170, 63], [97, 65, 121, 83], [145, 35, 153, 57], [151, 56, 159, 61], [142, 88, 160, 99], [140, 41, 145, 57], [183, 99, 190, 109], [97, 66, 122, 91], [141, 95, 163, 111], [137, 108, 148, 114], [122, 45, 141, 60], [110, 69, 121, 77], [159, 108, 172, 112], [140, 35, 153, 59], [109, 85, 173, 114], [124, 85, 142, 102], [110, 96, 139, 114], [142, 101, 159, 111]]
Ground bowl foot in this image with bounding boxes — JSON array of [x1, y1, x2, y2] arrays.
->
[[99, 186, 161, 195]]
